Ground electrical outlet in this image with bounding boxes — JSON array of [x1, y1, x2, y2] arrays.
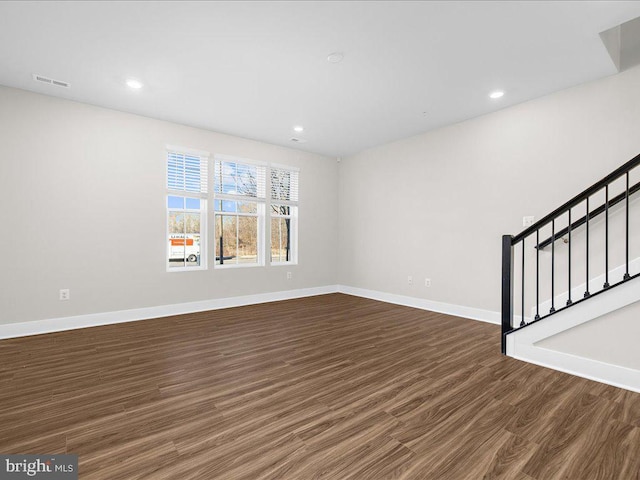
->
[[523, 216, 535, 227], [59, 289, 70, 301], [425, 278, 431, 287], [408, 275, 413, 285], [286, 271, 292, 280]]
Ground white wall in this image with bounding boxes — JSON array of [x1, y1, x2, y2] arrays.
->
[[0, 86, 338, 325], [4, 63, 640, 331], [338, 64, 640, 314], [535, 299, 640, 370]]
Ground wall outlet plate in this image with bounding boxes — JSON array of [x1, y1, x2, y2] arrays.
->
[[523, 216, 535, 227], [59, 289, 70, 301]]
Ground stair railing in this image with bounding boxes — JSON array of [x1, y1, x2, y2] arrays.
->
[[501, 152, 640, 354]]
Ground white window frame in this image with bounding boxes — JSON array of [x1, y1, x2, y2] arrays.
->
[[166, 145, 210, 273], [269, 164, 299, 266], [213, 154, 267, 269]]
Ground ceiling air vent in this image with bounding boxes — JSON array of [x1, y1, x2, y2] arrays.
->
[[290, 137, 307, 144], [32, 74, 70, 88]]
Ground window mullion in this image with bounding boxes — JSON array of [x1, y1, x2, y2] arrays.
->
[[235, 214, 239, 265]]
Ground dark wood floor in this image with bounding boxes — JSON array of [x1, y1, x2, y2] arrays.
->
[[1, 293, 639, 479]]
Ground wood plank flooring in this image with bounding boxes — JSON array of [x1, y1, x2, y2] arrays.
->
[[1, 293, 639, 479]]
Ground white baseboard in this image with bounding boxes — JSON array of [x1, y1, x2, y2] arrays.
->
[[0, 284, 499, 340], [0, 285, 339, 340], [337, 285, 500, 324], [512, 343, 640, 393]]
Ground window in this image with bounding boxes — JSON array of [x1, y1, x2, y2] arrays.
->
[[270, 165, 299, 264], [166, 147, 209, 270], [214, 156, 266, 266], [164, 150, 299, 271]]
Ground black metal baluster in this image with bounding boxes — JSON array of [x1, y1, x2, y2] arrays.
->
[[521, 239, 525, 327], [503, 154, 640, 355], [604, 185, 610, 288], [625, 172, 631, 280], [585, 197, 590, 298], [550, 219, 556, 313], [535, 229, 540, 320]]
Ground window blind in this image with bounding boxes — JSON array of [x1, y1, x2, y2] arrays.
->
[[270, 167, 299, 203], [167, 151, 208, 195]]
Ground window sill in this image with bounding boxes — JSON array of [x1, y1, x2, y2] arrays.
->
[[166, 265, 207, 273], [214, 263, 264, 269]]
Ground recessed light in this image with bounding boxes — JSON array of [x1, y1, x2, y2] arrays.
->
[[126, 79, 144, 89], [327, 52, 344, 64], [293, 125, 304, 133], [489, 90, 504, 99]]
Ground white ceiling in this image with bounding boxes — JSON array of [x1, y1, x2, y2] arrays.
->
[[1, 1, 640, 158]]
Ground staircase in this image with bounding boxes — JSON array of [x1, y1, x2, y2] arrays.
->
[[501, 152, 640, 391]]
